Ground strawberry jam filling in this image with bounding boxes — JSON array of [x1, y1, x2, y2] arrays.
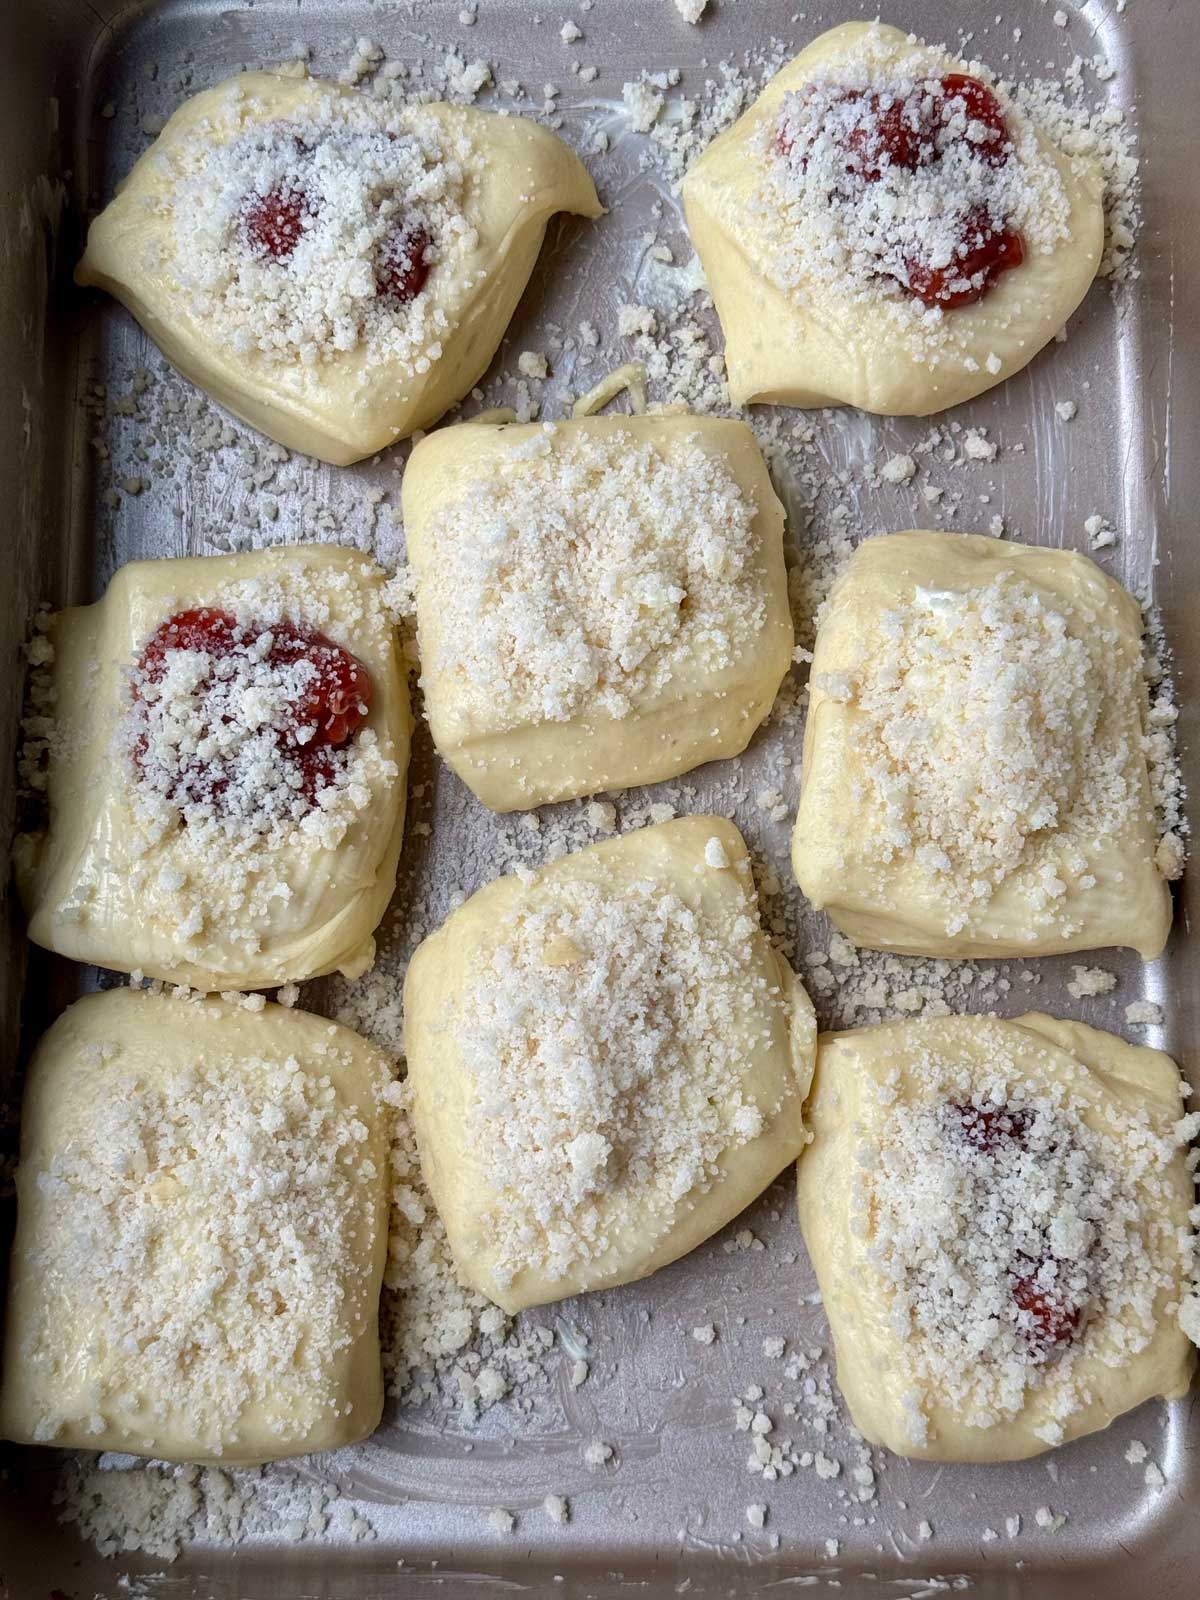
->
[[904, 206, 1024, 310], [239, 170, 433, 305], [775, 71, 1023, 308], [1012, 1269, 1084, 1355], [376, 223, 433, 305], [937, 73, 1011, 166], [843, 92, 920, 179], [242, 186, 314, 262], [133, 607, 371, 809], [775, 88, 920, 178], [953, 1100, 1032, 1154]]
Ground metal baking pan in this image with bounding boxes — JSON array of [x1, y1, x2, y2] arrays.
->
[[1, 0, 1198, 1594]]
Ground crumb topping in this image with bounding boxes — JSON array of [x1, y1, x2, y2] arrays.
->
[[861, 1033, 1192, 1443], [161, 85, 474, 370], [448, 865, 787, 1288], [817, 568, 1142, 937], [416, 425, 765, 728], [18, 1015, 383, 1453]]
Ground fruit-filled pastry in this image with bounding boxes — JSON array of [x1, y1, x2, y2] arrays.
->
[[17, 545, 409, 989], [77, 67, 601, 462], [797, 1013, 1195, 1460], [683, 22, 1103, 415]]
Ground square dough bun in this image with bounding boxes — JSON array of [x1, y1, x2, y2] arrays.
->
[[792, 530, 1172, 959], [682, 21, 1104, 416], [0, 987, 392, 1464], [403, 413, 793, 810], [76, 67, 602, 465], [16, 544, 411, 991], [796, 1013, 1195, 1462], [404, 817, 817, 1311]]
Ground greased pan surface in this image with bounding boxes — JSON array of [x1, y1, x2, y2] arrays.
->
[[1, 1, 1198, 1595]]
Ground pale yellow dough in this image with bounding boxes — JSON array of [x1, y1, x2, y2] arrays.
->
[[16, 544, 411, 990], [404, 818, 817, 1312], [682, 22, 1104, 415], [0, 988, 391, 1464], [796, 1014, 1195, 1462], [76, 68, 602, 464], [402, 414, 793, 811], [792, 530, 1171, 959]]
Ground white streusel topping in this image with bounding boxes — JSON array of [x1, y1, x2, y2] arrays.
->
[[818, 572, 1138, 936], [19, 1027, 382, 1453], [416, 425, 764, 728], [862, 1037, 1192, 1444], [451, 870, 786, 1288], [160, 83, 475, 370]]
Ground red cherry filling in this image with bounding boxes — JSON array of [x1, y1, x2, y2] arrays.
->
[[775, 87, 920, 178], [844, 92, 921, 179], [776, 71, 1021, 309], [376, 224, 432, 305], [1012, 1271, 1083, 1355], [133, 608, 371, 810], [132, 609, 238, 808], [953, 1101, 1032, 1154], [938, 73, 1011, 167], [904, 207, 1024, 309], [242, 185, 314, 261], [137, 607, 239, 673], [260, 620, 373, 751]]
